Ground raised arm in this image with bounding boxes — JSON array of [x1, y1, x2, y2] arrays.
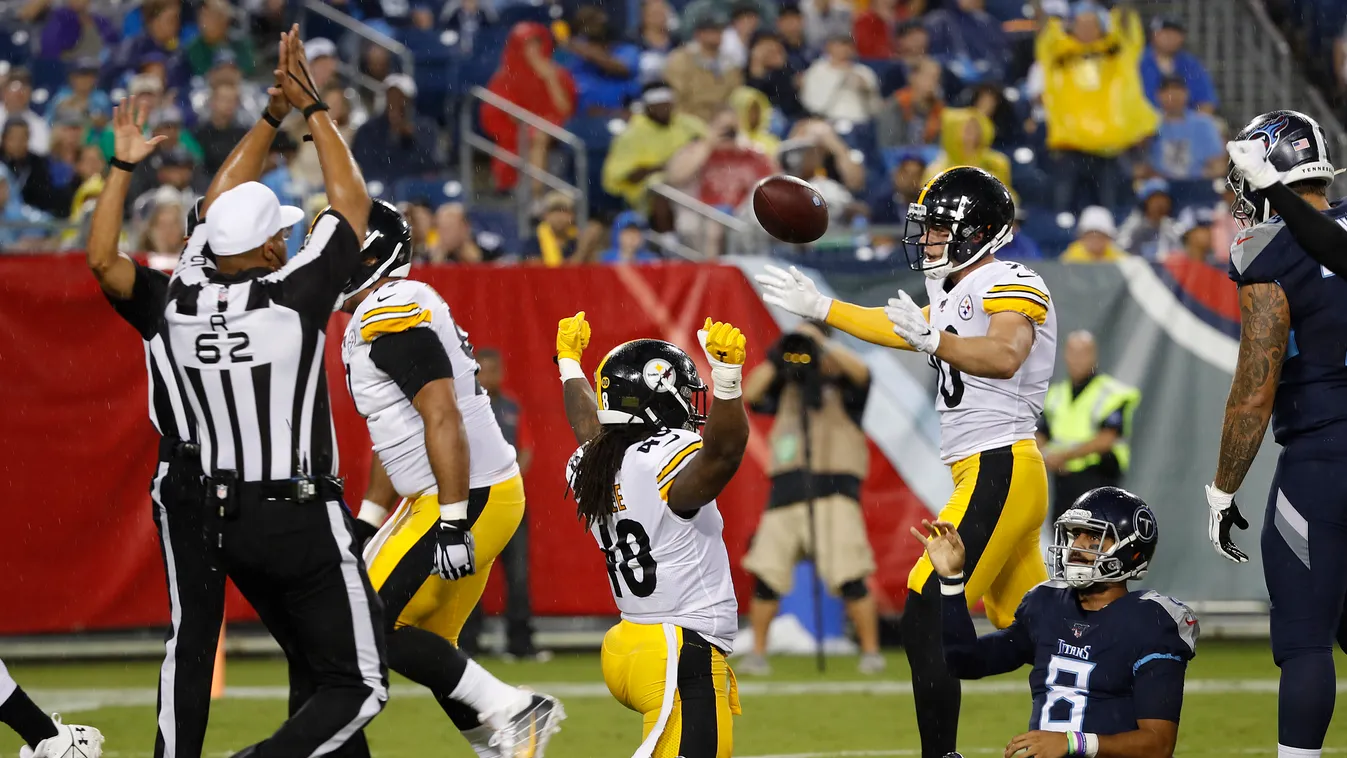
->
[[87, 101, 165, 299], [557, 311, 601, 445], [1228, 138, 1347, 278], [755, 264, 919, 350], [665, 319, 749, 513]]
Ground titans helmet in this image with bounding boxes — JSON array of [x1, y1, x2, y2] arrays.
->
[[595, 339, 708, 431], [903, 166, 1015, 280], [1229, 109, 1335, 226], [1049, 486, 1158, 589], [340, 199, 414, 301]]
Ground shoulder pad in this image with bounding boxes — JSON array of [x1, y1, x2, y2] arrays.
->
[[356, 280, 432, 342], [1140, 590, 1199, 653], [982, 263, 1051, 325], [1230, 220, 1286, 276], [628, 428, 704, 501]]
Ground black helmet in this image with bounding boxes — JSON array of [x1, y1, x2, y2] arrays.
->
[[1229, 109, 1335, 226], [341, 199, 413, 301], [595, 339, 707, 431], [903, 166, 1015, 280], [185, 197, 205, 236], [1049, 487, 1158, 589]]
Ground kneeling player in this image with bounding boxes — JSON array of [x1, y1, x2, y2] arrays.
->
[[1, 658, 103, 757], [558, 312, 749, 758], [342, 200, 563, 757], [916, 487, 1194, 758]]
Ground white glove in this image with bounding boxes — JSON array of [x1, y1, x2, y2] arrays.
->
[[1227, 139, 1284, 191], [755, 264, 832, 321], [24, 715, 103, 758], [1205, 484, 1250, 564], [884, 290, 940, 354]]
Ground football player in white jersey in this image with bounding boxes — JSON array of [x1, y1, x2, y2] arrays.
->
[[340, 200, 563, 758], [757, 166, 1056, 758], [556, 312, 749, 758]]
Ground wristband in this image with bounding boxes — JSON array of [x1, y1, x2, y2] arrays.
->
[[709, 364, 742, 400], [303, 101, 330, 119], [937, 572, 965, 584], [558, 356, 585, 382], [261, 109, 284, 128], [938, 572, 965, 595], [110, 157, 137, 173], [439, 499, 468, 522], [1066, 732, 1080, 756], [357, 500, 387, 527], [1083, 733, 1099, 758]]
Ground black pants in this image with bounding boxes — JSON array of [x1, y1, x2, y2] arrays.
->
[[150, 455, 225, 758], [221, 496, 388, 758], [459, 518, 534, 656], [1051, 468, 1120, 522]]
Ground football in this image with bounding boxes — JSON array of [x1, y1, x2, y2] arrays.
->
[[752, 175, 830, 244]]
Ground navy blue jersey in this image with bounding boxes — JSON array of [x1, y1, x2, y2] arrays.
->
[[1229, 204, 1347, 444], [943, 582, 1198, 734]]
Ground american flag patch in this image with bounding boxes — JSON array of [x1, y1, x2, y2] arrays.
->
[[1292, 138, 1311, 150]]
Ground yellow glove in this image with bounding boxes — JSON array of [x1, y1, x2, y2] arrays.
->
[[557, 311, 591, 382], [698, 317, 747, 399]]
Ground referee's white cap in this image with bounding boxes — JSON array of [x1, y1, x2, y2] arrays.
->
[[206, 182, 305, 256]]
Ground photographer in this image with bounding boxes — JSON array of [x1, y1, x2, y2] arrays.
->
[[739, 320, 884, 675]]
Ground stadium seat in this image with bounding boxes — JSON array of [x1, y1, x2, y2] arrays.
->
[[0, 28, 33, 68], [1168, 178, 1219, 213], [394, 176, 465, 208], [1019, 205, 1075, 257], [30, 58, 67, 94], [470, 207, 522, 253], [499, 3, 554, 27]]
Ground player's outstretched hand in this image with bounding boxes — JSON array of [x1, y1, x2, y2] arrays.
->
[[557, 311, 591, 363], [111, 99, 167, 165], [699, 317, 746, 400], [885, 290, 939, 354], [1005, 729, 1069, 758], [1227, 139, 1283, 191], [1205, 484, 1250, 563], [755, 265, 832, 321], [910, 519, 965, 578]]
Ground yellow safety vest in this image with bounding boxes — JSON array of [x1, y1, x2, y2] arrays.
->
[[1042, 373, 1140, 474]]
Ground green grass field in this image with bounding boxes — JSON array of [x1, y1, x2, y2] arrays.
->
[[10, 641, 1345, 757]]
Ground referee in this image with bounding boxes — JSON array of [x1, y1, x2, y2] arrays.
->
[[163, 28, 385, 758]]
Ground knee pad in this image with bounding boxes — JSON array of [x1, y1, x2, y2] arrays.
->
[[752, 576, 781, 601], [840, 579, 868, 601]]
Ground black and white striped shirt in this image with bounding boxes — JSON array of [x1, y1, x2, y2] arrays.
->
[[162, 209, 363, 481]]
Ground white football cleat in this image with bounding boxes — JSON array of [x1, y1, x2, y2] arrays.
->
[[483, 691, 565, 758], [21, 714, 103, 758]]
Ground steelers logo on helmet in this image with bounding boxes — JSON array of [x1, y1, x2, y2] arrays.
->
[[642, 358, 677, 392]]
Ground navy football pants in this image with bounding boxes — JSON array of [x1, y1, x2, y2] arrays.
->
[[1263, 441, 1347, 750]]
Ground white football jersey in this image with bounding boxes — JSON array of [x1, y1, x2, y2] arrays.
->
[[567, 428, 738, 652], [342, 279, 518, 496], [924, 259, 1057, 463]]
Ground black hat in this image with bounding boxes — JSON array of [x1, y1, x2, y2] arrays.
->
[[1150, 15, 1185, 33]]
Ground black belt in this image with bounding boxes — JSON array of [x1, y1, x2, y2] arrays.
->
[[205, 475, 344, 504], [158, 437, 201, 462]]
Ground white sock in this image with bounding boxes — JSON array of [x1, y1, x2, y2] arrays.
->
[[460, 724, 502, 758], [1278, 745, 1322, 758], [450, 659, 530, 723]]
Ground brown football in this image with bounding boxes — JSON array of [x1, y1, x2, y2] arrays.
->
[[752, 175, 830, 245]]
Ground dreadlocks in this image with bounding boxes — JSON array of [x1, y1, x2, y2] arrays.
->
[[571, 423, 656, 530]]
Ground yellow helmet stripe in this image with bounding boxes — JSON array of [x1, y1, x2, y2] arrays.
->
[[915, 165, 982, 205]]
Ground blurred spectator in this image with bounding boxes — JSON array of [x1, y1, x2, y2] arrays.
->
[[187, 0, 255, 78], [633, 0, 680, 84], [128, 146, 199, 218], [789, 118, 865, 192], [481, 23, 577, 193], [290, 85, 355, 190], [868, 153, 924, 224], [721, 0, 763, 70], [744, 31, 805, 120], [148, 105, 204, 163], [260, 131, 306, 257], [1061, 205, 1126, 263], [894, 19, 931, 78], [403, 198, 433, 259], [0, 164, 55, 250], [47, 58, 112, 129], [853, 0, 919, 60], [779, 132, 868, 222], [668, 106, 775, 210], [38, 0, 119, 62], [876, 56, 942, 149], [924, 108, 1012, 193], [601, 212, 661, 262], [776, 2, 815, 72], [560, 7, 641, 117], [194, 84, 248, 174], [443, 0, 498, 52], [1116, 178, 1177, 261], [353, 74, 444, 185], [522, 191, 579, 266], [47, 116, 83, 197], [1210, 181, 1237, 265], [2, 120, 62, 216], [802, 0, 853, 52], [924, 0, 1008, 86], [134, 194, 186, 260], [200, 51, 269, 123], [1037, 5, 1156, 213], [305, 38, 341, 91], [801, 35, 883, 123], [105, 0, 189, 93], [248, 0, 296, 68], [1000, 207, 1044, 260], [67, 143, 104, 223], [1172, 205, 1215, 264], [1142, 76, 1223, 182], [665, 12, 743, 123], [601, 81, 706, 209], [361, 43, 396, 85], [426, 202, 505, 263], [729, 86, 779, 154], [0, 71, 52, 155], [1139, 17, 1216, 114]]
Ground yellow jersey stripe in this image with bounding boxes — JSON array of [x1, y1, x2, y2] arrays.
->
[[657, 440, 703, 484], [984, 290, 1048, 309], [983, 296, 1048, 325], [359, 310, 433, 341], [362, 303, 423, 321], [988, 283, 1050, 302]]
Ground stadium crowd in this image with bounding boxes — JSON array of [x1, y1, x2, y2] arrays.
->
[[0, 0, 1245, 268]]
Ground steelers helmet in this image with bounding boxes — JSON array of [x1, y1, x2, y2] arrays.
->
[[595, 339, 707, 430], [340, 199, 414, 301], [1049, 487, 1158, 589], [903, 166, 1015, 280], [1229, 110, 1335, 226]]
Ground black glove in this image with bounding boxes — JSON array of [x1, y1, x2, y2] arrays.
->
[[432, 520, 476, 580]]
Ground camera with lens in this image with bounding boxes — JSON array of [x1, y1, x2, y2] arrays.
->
[[773, 330, 822, 384]]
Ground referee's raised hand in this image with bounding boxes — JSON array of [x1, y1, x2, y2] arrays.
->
[[275, 24, 323, 112], [111, 99, 166, 165]]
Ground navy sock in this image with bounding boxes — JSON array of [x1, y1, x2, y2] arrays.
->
[[1278, 652, 1336, 749]]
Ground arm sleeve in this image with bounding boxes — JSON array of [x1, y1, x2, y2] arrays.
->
[[942, 588, 1035, 679], [369, 327, 455, 403], [106, 261, 170, 339], [266, 208, 365, 318], [1259, 182, 1347, 279], [1132, 657, 1187, 723], [1132, 591, 1199, 722]]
